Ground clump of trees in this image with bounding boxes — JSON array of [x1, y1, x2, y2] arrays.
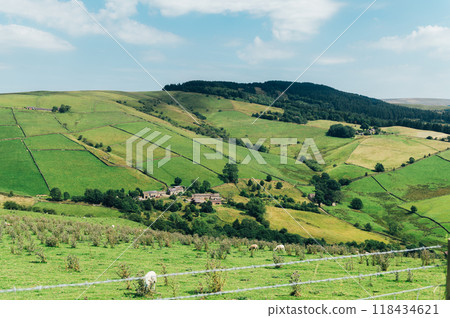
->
[[375, 163, 385, 172], [349, 198, 363, 210], [310, 173, 341, 206], [326, 124, 356, 138], [52, 104, 71, 113], [221, 163, 239, 183]]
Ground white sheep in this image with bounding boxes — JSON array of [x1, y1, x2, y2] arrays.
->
[[144, 271, 157, 290], [273, 244, 285, 252], [249, 244, 258, 251], [111, 225, 115, 229]]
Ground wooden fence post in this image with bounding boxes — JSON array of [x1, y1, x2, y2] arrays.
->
[[446, 238, 450, 300]]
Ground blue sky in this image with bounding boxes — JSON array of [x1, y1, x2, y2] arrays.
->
[[0, 0, 449, 98]]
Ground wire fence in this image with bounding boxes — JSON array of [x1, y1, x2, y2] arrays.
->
[[359, 285, 445, 300], [158, 265, 442, 300], [0, 245, 442, 296]]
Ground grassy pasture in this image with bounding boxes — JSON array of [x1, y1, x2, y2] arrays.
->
[[438, 149, 450, 160], [0, 108, 16, 125], [34, 201, 121, 218], [383, 126, 449, 140], [0, 211, 445, 300], [400, 195, 450, 231], [25, 134, 83, 150], [14, 111, 66, 136], [56, 112, 142, 132], [326, 164, 371, 180], [0, 139, 48, 196], [32, 150, 163, 195], [346, 135, 446, 169], [0, 125, 24, 139], [375, 156, 450, 201], [74, 126, 131, 147], [266, 206, 388, 244]]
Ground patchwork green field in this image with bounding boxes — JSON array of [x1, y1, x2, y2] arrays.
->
[[0, 108, 16, 125], [400, 195, 450, 231], [31, 150, 163, 195], [0, 139, 48, 195], [25, 134, 84, 150], [14, 111, 66, 136], [0, 125, 23, 140]]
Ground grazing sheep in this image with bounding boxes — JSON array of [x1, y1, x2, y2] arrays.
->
[[249, 244, 258, 251], [273, 244, 285, 252], [144, 271, 157, 290], [111, 225, 115, 229], [4, 222, 11, 227]]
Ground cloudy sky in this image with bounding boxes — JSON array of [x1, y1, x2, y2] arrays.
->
[[0, 0, 449, 98]]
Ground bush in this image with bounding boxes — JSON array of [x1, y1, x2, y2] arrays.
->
[[349, 198, 363, 210], [66, 255, 81, 272], [275, 182, 283, 189], [45, 235, 59, 247], [374, 163, 385, 172], [326, 124, 356, 138], [289, 271, 302, 297]]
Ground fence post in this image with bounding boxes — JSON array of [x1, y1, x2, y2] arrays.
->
[[447, 238, 450, 300]]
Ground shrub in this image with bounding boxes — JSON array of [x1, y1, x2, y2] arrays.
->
[[205, 260, 226, 292], [289, 271, 302, 297], [275, 182, 283, 189], [35, 248, 47, 263], [66, 254, 81, 272], [45, 235, 59, 247], [273, 253, 284, 268], [350, 198, 363, 210], [117, 263, 132, 290], [374, 163, 385, 172]]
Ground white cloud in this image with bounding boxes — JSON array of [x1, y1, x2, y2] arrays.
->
[[145, 0, 342, 41], [0, 24, 74, 51], [373, 25, 450, 59], [237, 36, 294, 64], [317, 56, 355, 65], [0, 0, 181, 46], [0, 0, 101, 36]]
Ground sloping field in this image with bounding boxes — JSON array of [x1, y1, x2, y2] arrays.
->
[[0, 108, 16, 125], [32, 150, 163, 195], [25, 134, 84, 150], [0, 139, 48, 195], [56, 112, 142, 132], [375, 156, 450, 201], [0, 125, 23, 139], [14, 111, 66, 136], [400, 195, 450, 231], [383, 126, 449, 140], [266, 206, 388, 243], [34, 201, 121, 218], [346, 135, 447, 169]]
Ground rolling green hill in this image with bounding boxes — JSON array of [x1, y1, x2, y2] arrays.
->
[[0, 87, 448, 249]]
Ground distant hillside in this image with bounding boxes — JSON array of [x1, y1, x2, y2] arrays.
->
[[165, 81, 450, 134], [384, 98, 450, 111]]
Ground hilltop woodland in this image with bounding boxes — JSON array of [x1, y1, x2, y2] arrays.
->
[[165, 81, 450, 134]]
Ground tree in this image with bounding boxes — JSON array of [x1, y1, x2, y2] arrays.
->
[[246, 197, 266, 222], [326, 124, 356, 138], [266, 175, 272, 182], [8, 191, 13, 197], [410, 205, 418, 213], [50, 188, 62, 201], [63, 192, 70, 201], [51, 106, 58, 113], [200, 201, 214, 213], [247, 179, 253, 187], [360, 122, 370, 130], [259, 180, 265, 186], [374, 163, 385, 172], [350, 198, 363, 209], [408, 157, 415, 164], [364, 223, 372, 232], [222, 163, 239, 183], [275, 182, 283, 189], [174, 177, 182, 186], [106, 146, 112, 152]]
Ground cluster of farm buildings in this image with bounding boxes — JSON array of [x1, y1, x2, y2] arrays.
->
[[140, 186, 223, 205]]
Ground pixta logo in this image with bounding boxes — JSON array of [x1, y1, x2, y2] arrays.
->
[[126, 128, 172, 175]]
